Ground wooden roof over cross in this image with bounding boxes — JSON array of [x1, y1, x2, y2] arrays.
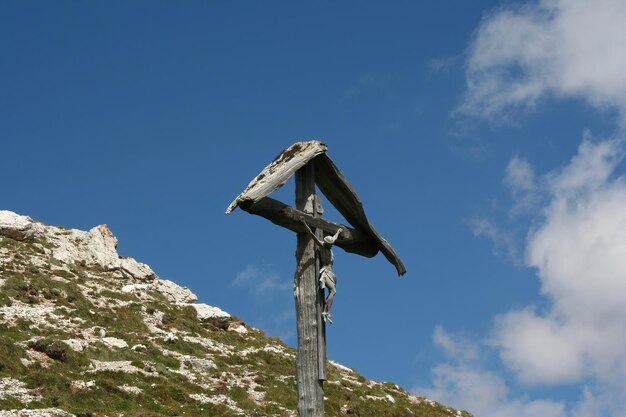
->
[[226, 140, 406, 276]]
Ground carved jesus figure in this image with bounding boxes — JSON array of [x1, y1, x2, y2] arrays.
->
[[301, 219, 344, 324]]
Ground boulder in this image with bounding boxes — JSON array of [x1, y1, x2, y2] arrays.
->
[[152, 279, 198, 304], [121, 280, 198, 304], [0, 211, 44, 241], [121, 284, 149, 294], [228, 322, 248, 334], [50, 226, 119, 268], [118, 257, 156, 281], [62, 339, 85, 352], [0, 211, 157, 281], [101, 337, 128, 349], [193, 304, 231, 330], [182, 356, 216, 371]]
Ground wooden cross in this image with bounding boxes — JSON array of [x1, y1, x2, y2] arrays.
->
[[226, 141, 405, 417]]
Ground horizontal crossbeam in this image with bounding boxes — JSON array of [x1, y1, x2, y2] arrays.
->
[[240, 197, 379, 258]]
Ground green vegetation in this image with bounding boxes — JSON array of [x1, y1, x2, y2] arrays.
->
[[0, 232, 472, 417], [0, 335, 26, 375]]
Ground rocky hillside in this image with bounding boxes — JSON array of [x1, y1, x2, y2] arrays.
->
[[0, 211, 471, 417]]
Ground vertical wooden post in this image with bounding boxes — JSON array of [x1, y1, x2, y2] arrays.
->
[[294, 162, 324, 417], [314, 195, 327, 381]]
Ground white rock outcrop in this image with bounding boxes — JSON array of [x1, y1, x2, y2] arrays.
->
[[117, 256, 155, 281], [68, 380, 95, 392], [101, 337, 128, 349], [62, 339, 85, 352], [193, 303, 231, 330], [50, 225, 120, 268], [0, 378, 36, 403], [1, 210, 234, 338], [152, 279, 198, 304], [182, 356, 217, 371], [0, 211, 45, 241], [0, 409, 74, 417], [122, 279, 198, 304], [0, 211, 155, 281], [228, 322, 248, 334], [117, 384, 142, 395]]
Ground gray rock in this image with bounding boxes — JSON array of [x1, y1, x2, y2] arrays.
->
[[121, 283, 149, 294], [193, 303, 231, 330], [182, 355, 217, 371], [131, 344, 147, 352], [152, 279, 198, 304], [122, 279, 197, 303], [228, 322, 248, 334], [62, 339, 85, 352], [101, 337, 128, 349], [0, 211, 156, 281], [0, 377, 36, 403], [164, 332, 179, 342], [0, 211, 44, 241], [50, 225, 119, 268], [0, 409, 74, 417], [118, 257, 156, 281]]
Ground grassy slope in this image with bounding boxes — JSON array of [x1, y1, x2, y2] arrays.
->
[[0, 234, 471, 417]]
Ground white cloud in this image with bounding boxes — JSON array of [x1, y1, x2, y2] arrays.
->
[[428, 56, 458, 74], [493, 307, 585, 385], [505, 155, 542, 217], [434, 1, 626, 415], [470, 216, 520, 263], [505, 156, 536, 194], [547, 135, 623, 196], [232, 264, 291, 296], [458, 0, 626, 122], [433, 325, 480, 363], [231, 264, 295, 341], [415, 328, 567, 417], [493, 138, 626, 387]]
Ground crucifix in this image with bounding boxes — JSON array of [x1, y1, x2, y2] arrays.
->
[[301, 218, 341, 324], [226, 141, 406, 417]]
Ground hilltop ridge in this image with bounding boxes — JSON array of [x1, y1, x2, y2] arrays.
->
[[0, 210, 471, 417]]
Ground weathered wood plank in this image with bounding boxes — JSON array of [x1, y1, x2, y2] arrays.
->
[[226, 140, 406, 276], [294, 163, 324, 417], [313, 194, 327, 381], [226, 141, 327, 214], [240, 197, 379, 258], [314, 154, 406, 276]]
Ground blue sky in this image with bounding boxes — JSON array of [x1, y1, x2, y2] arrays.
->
[[3, 1, 626, 416]]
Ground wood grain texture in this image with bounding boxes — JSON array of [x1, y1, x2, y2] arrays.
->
[[313, 194, 327, 382], [226, 141, 327, 214], [294, 164, 324, 417], [240, 197, 379, 258], [226, 140, 406, 276], [314, 154, 407, 276]]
